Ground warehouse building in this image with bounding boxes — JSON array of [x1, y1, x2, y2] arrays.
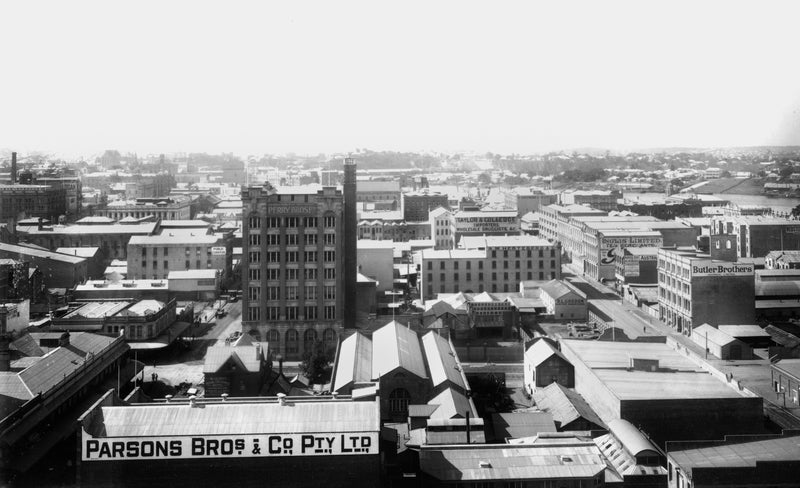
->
[[560, 339, 764, 447], [331, 320, 474, 421], [77, 391, 381, 488]]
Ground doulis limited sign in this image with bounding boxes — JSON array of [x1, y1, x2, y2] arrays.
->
[[82, 432, 378, 461]]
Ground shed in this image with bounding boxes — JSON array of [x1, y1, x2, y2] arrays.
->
[[523, 338, 574, 394], [691, 324, 753, 360]]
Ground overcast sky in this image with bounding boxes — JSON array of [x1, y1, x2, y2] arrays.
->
[[2, 0, 799, 158]]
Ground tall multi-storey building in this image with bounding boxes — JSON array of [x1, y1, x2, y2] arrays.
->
[[35, 176, 82, 216], [402, 189, 449, 222], [658, 248, 755, 334], [710, 216, 800, 260], [126, 230, 231, 280], [241, 159, 358, 359], [0, 184, 67, 223]]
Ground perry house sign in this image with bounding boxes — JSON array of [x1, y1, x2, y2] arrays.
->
[[82, 432, 378, 461]]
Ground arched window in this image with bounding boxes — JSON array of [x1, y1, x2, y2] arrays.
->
[[286, 329, 299, 354], [248, 329, 262, 341], [267, 329, 279, 344], [388, 388, 411, 417], [303, 328, 317, 345], [322, 328, 336, 345]]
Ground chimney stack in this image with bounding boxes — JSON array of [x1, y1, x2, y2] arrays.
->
[[11, 152, 16, 185], [0, 307, 9, 372], [343, 158, 357, 328]]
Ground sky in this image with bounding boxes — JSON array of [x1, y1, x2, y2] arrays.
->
[[2, 0, 800, 158]]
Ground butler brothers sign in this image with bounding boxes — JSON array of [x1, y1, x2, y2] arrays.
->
[[691, 262, 754, 277]]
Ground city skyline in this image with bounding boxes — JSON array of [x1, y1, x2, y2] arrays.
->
[[2, 0, 800, 158]]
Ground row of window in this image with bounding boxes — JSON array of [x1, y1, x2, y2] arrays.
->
[[248, 216, 336, 229], [427, 271, 557, 285], [248, 251, 336, 264], [248, 285, 335, 301], [248, 268, 333, 281], [248, 233, 336, 246], [247, 305, 335, 321], [140, 246, 210, 258], [263, 328, 337, 353], [428, 259, 557, 270], [140, 259, 212, 270]]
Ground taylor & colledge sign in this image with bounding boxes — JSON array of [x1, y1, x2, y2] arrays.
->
[[82, 432, 378, 461]]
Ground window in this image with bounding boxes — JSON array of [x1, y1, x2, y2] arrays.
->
[[427, 262, 433, 270], [248, 306, 260, 321], [305, 306, 318, 320], [427, 273, 433, 282], [267, 217, 280, 228], [479, 272, 483, 281], [303, 328, 317, 346], [267, 234, 280, 246], [304, 268, 317, 280], [249, 216, 261, 229], [478, 261, 483, 270], [249, 251, 261, 263], [164, 247, 169, 256], [268, 287, 280, 300], [286, 268, 298, 280], [267, 329, 279, 343], [267, 268, 280, 280], [249, 286, 261, 301], [286, 234, 298, 246], [492, 261, 497, 269], [249, 268, 261, 281], [388, 388, 411, 417], [286, 286, 298, 300], [454, 273, 459, 281], [304, 217, 318, 227], [304, 234, 317, 246], [286, 217, 298, 228], [492, 272, 497, 281], [141, 248, 146, 258], [466, 261, 471, 269], [503, 260, 508, 269], [324, 268, 335, 280], [267, 307, 280, 320], [324, 215, 335, 228], [440, 262, 446, 270], [286, 329, 299, 353], [305, 284, 317, 300], [185, 260, 190, 269], [466, 272, 471, 281], [305, 251, 317, 262], [164, 260, 169, 270], [153, 248, 158, 258], [324, 233, 335, 246], [324, 305, 335, 319], [454, 262, 459, 270], [440, 273, 446, 282], [286, 251, 298, 262], [324, 285, 336, 300], [249, 234, 261, 246], [286, 306, 298, 320], [324, 250, 335, 261]]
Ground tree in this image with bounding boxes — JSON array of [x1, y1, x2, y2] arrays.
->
[[300, 341, 332, 385]]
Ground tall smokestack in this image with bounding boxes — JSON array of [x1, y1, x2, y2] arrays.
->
[[0, 307, 10, 372], [343, 158, 357, 328], [11, 152, 17, 185]]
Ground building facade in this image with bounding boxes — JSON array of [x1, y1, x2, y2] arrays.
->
[[241, 183, 346, 360], [127, 232, 231, 280], [0, 184, 67, 223], [658, 248, 755, 334], [418, 236, 561, 299], [402, 190, 448, 222], [96, 197, 192, 221]]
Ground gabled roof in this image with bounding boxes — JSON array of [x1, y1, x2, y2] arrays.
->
[[533, 383, 605, 430], [421, 332, 467, 391], [203, 343, 267, 374], [525, 339, 571, 369], [2, 332, 121, 419], [371, 321, 427, 380], [428, 387, 475, 420], [332, 332, 373, 392]]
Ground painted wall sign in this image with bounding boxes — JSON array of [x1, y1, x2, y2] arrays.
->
[[690, 263, 754, 277], [82, 432, 378, 461], [211, 247, 227, 256]]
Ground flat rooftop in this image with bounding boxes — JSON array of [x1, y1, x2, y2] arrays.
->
[[561, 340, 745, 400], [668, 435, 800, 474]]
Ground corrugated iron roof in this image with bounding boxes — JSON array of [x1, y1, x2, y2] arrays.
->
[[422, 332, 466, 391], [420, 443, 607, 481], [332, 332, 373, 392], [372, 321, 427, 380], [533, 383, 604, 430], [93, 400, 380, 437], [428, 387, 475, 420]]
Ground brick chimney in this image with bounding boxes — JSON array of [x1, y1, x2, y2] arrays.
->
[[0, 306, 10, 372], [343, 158, 357, 328], [10, 152, 16, 185]]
